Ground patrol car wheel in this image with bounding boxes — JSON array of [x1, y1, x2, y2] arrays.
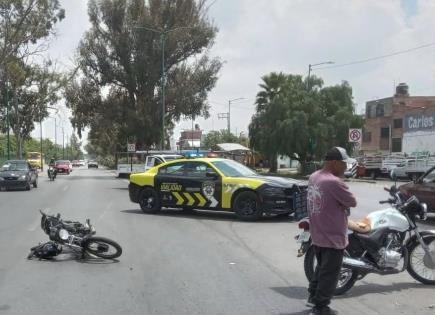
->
[[139, 187, 161, 214], [233, 191, 262, 221]]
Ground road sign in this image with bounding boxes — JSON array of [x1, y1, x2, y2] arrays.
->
[[349, 129, 362, 143], [127, 143, 136, 152]]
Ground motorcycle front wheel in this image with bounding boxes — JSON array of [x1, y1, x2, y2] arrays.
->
[[407, 235, 435, 285], [304, 246, 358, 295], [83, 236, 122, 259]]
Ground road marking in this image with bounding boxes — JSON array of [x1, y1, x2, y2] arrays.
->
[[172, 192, 184, 205], [63, 185, 69, 191], [183, 192, 195, 206], [194, 193, 207, 207]]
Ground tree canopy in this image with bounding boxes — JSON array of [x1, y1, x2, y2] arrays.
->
[[201, 130, 247, 151], [0, 0, 65, 158], [66, 0, 222, 156], [249, 72, 364, 170]]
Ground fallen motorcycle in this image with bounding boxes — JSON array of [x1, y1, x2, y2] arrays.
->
[[296, 185, 435, 295], [28, 210, 122, 260]]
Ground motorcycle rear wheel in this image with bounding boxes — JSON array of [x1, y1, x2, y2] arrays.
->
[[407, 235, 435, 285], [83, 236, 122, 259], [304, 246, 358, 295]]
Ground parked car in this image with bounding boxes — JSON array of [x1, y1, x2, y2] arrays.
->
[[72, 160, 80, 167], [0, 160, 38, 190], [55, 160, 71, 174], [88, 160, 98, 168], [399, 166, 435, 213], [79, 160, 86, 166]]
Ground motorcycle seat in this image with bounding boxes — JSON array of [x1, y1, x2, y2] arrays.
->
[[355, 227, 389, 248]]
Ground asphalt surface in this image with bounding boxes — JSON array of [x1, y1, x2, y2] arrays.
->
[[0, 168, 434, 315]]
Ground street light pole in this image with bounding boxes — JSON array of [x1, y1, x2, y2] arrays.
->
[[62, 126, 65, 159], [161, 32, 165, 150], [307, 61, 334, 90], [134, 25, 196, 150], [6, 80, 10, 160]]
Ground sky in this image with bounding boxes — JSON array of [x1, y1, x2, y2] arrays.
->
[[31, 0, 435, 150]]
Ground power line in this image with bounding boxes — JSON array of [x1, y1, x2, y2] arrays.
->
[[316, 41, 435, 70]]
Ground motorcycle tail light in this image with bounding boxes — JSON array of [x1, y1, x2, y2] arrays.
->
[[298, 221, 310, 230]]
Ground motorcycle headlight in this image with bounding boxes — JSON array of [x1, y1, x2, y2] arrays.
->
[[58, 229, 70, 241]]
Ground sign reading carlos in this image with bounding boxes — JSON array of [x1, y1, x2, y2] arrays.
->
[[404, 114, 435, 132]]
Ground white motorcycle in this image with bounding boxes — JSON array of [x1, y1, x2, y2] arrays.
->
[[296, 185, 435, 295]]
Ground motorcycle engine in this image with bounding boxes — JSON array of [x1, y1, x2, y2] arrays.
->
[[377, 233, 403, 269]]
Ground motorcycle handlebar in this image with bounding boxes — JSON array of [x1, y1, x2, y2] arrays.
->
[[379, 200, 390, 204]]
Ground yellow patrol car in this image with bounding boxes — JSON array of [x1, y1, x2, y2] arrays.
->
[[128, 158, 307, 221]]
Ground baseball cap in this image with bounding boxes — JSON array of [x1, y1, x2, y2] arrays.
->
[[324, 147, 351, 162]]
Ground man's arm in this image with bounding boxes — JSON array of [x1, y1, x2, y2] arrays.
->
[[329, 179, 357, 208]]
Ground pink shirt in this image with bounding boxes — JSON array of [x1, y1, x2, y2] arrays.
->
[[307, 169, 357, 249]]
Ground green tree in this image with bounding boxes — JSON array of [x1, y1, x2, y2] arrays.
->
[[66, 0, 222, 157], [249, 73, 364, 173], [202, 129, 239, 151], [0, 1, 65, 158]]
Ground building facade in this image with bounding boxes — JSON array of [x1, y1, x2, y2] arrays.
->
[[362, 83, 435, 155], [177, 125, 203, 149]]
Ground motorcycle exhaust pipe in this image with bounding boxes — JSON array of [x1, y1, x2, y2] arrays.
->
[[342, 257, 376, 271]]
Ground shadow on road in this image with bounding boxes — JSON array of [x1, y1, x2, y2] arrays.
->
[[271, 286, 308, 300], [27, 248, 120, 265], [277, 311, 312, 315], [335, 281, 425, 298], [120, 208, 296, 223]]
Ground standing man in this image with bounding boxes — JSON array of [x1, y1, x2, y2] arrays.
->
[[306, 147, 357, 315]]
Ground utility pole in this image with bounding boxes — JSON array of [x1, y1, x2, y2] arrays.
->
[[225, 98, 244, 134], [217, 112, 229, 132], [307, 61, 334, 90], [62, 127, 65, 159]]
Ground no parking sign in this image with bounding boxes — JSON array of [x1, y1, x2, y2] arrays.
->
[[348, 129, 362, 143]]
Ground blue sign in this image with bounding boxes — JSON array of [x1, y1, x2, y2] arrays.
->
[[404, 114, 435, 132]]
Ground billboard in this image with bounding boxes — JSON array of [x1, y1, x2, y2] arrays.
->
[[404, 114, 435, 132]]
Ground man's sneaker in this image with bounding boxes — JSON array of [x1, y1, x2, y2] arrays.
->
[[306, 296, 314, 307], [310, 306, 338, 315]]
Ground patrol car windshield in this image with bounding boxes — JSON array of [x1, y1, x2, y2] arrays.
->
[[212, 160, 257, 177]]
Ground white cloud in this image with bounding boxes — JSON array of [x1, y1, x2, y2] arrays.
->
[[31, 0, 435, 150], [176, 0, 435, 138]]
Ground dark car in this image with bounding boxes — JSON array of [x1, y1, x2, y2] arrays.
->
[[399, 166, 435, 213], [129, 157, 307, 221], [0, 160, 38, 191], [88, 160, 98, 168], [55, 160, 71, 174]]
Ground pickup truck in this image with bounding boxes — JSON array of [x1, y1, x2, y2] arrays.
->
[[390, 156, 435, 181], [116, 154, 183, 177]]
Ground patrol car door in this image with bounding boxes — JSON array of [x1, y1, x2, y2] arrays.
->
[[182, 162, 222, 209], [155, 161, 188, 207]]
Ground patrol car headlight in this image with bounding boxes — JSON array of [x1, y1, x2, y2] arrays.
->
[[263, 187, 286, 195]]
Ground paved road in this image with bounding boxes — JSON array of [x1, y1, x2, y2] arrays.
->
[[0, 168, 434, 315]]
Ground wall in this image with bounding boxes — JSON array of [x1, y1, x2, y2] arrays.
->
[[403, 130, 435, 154]]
